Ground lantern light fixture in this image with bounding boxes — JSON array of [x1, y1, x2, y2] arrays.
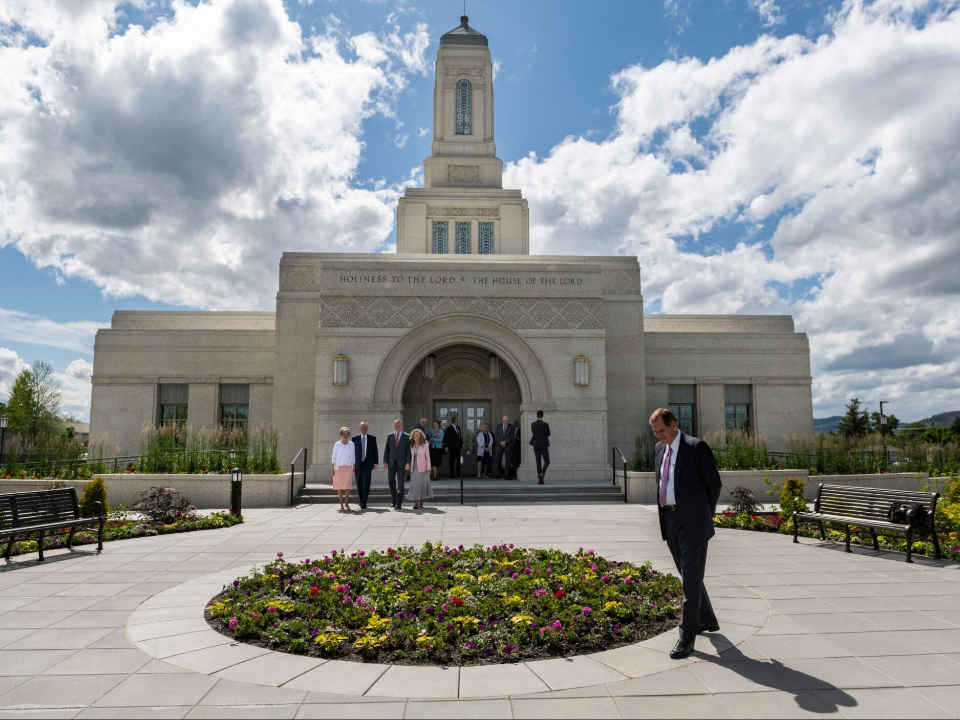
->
[[488, 354, 502, 380], [333, 354, 349, 386], [423, 354, 436, 379], [574, 356, 590, 387]]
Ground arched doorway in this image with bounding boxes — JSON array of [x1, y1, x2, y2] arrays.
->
[[402, 344, 522, 477]]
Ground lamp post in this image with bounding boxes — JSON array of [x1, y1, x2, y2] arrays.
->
[[231, 467, 243, 519], [0, 417, 6, 468], [879, 401, 889, 467]]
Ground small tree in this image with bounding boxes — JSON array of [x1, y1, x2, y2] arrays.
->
[[778, 477, 808, 522], [870, 411, 899, 437], [950, 415, 960, 439], [838, 398, 870, 439], [79, 477, 108, 518], [6, 362, 62, 442], [135, 487, 196, 524]]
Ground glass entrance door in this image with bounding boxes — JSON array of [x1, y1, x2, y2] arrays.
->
[[434, 400, 491, 477]]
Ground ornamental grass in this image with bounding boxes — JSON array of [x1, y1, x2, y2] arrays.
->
[[206, 543, 682, 665]]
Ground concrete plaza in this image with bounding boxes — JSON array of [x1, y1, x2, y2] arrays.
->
[[1, 503, 959, 718]]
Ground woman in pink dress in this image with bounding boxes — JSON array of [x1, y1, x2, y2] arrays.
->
[[331, 427, 355, 511]]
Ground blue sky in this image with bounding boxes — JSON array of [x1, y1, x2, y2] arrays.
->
[[1, 0, 958, 422]]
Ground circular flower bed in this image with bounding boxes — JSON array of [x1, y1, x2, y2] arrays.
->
[[206, 542, 681, 665]]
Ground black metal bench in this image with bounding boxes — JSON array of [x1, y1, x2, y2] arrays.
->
[[793, 484, 941, 563], [0, 488, 105, 562]]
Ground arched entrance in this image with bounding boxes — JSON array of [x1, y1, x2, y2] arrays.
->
[[403, 344, 522, 477]]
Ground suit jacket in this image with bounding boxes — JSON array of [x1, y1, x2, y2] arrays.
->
[[414, 423, 427, 439], [494, 423, 514, 450], [654, 433, 722, 545], [529, 420, 551, 451], [352, 434, 378, 470], [410, 443, 431, 472], [383, 431, 412, 469], [443, 424, 464, 453]]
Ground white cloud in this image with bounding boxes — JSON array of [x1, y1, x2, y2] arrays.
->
[[504, 0, 960, 419], [0, 0, 431, 311], [0, 348, 89, 420], [492, 58, 501, 80], [0, 347, 29, 400], [0, 308, 105, 354], [749, 0, 786, 26]]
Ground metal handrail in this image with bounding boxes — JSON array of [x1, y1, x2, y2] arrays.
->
[[290, 447, 308, 505], [612, 446, 629, 502]]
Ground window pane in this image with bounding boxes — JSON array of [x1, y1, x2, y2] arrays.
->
[[467, 407, 475, 417], [725, 418, 736, 430], [737, 405, 749, 418], [476, 407, 484, 417], [236, 405, 249, 420], [681, 419, 694, 435], [177, 405, 189, 420], [467, 419, 475, 432], [161, 405, 175, 420], [725, 405, 736, 418], [680, 405, 692, 418]]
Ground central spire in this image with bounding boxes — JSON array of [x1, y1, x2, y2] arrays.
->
[[460, 14, 469, 28]]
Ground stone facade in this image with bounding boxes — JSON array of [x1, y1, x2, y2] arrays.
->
[[88, 16, 814, 482]]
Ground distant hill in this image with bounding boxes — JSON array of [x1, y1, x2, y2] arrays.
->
[[814, 416, 842, 434], [915, 410, 960, 427]]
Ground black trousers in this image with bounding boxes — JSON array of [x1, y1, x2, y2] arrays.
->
[[448, 450, 462, 477], [534, 448, 550, 479], [478, 454, 492, 475], [663, 511, 718, 644], [356, 464, 373, 505], [494, 445, 512, 478], [387, 467, 406, 507]]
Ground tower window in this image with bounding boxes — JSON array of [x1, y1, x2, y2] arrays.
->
[[433, 221, 448, 253], [456, 222, 471, 254], [456, 79, 472, 135], [479, 222, 494, 254]]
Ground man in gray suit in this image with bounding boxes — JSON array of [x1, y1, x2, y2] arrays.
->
[[382, 419, 412, 510], [494, 415, 514, 479], [650, 407, 722, 659]]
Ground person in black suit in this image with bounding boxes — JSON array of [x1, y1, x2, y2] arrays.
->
[[650, 407, 722, 659], [529, 410, 551, 484], [443, 416, 463, 478], [382, 419, 411, 510], [352, 422, 379, 509], [493, 415, 514, 479], [510, 419, 521, 479]]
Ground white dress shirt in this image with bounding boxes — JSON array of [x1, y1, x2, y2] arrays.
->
[[660, 432, 682, 506], [331, 441, 354, 470], [359, 433, 368, 462]]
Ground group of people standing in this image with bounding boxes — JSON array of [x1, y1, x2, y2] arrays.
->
[[329, 411, 552, 510]]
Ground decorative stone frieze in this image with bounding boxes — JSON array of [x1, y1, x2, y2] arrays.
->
[[447, 165, 481, 184], [427, 207, 500, 218]]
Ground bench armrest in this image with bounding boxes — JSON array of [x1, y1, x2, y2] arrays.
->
[[89, 501, 105, 520]]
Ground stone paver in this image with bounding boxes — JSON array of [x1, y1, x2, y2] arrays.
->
[[0, 503, 958, 717]]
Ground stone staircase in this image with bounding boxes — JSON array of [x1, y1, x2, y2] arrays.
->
[[295, 479, 625, 505]]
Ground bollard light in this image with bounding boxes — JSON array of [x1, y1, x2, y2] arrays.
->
[[231, 467, 243, 519], [574, 356, 590, 386], [332, 354, 349, 386]]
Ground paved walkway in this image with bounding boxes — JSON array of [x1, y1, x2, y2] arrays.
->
[[1, 503, 959, 718]]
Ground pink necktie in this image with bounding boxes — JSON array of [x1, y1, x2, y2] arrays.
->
[[659, 446, 672, 507]]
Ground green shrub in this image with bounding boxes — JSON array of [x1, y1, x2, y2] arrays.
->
[[134, 487, 196, 524], [79, 477, 108, 518], [729, 485, 762, 516], [778, 477, 807, 521]]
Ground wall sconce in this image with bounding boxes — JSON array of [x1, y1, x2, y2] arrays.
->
[[423, 354, 436, 379], [489, 354, 502, 380], [574, 356, 590, 386], [333, 354, 349, 386]]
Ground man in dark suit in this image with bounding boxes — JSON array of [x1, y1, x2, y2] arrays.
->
[[529, 410, 551, 484], [493, 415, 514, 479], [511, 419, 521, 479], [414, 417, 428, 437], [352, 422, 379, 509], [443, 416, 463, 478], [382, 419, 411, 510], [650, 407, 722, 659]]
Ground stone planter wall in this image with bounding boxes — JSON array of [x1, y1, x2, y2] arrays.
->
[[0, 473, 290, 510], [622, 470, 933, 504]]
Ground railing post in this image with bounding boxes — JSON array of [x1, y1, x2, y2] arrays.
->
[[623, 455, 629, 503], [303, 448, 308, 491], [460, 449, 465, 506], [612, 448, 616, 486], [290, 460, 295, 506]]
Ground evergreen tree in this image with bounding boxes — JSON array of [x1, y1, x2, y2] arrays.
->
[[837, 398, 870, 438], [6, 362, 61, 441], [951, 414, 960, 439]]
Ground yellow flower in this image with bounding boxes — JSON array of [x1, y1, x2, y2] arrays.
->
[[367, 616, 392, 629], [477, 574, 495, 582], [510, 614, 534, 626], [398, 593, 412, 601], [453, 616, 479, 626], [353, 635, 386, 649], [604, 601, 622, 611], [559, 575, 569, 582], [314, 633, 347, 650], [449, 586, 471, 597], [416, 635, 435, 646], [454, 573, 475, 581], [502, 595, 524, 607]]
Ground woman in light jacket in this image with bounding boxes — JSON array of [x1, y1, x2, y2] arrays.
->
[[331, 426, 355, 511], [406, 428, 434, 510], [429, 420, 444, 481]]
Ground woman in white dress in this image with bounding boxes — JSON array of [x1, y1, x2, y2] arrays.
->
[[406, 429, 434, 510], [331, 427, 355, 511]]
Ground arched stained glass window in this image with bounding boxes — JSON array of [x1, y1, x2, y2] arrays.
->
[[479, 222, 494, 254], [456, 79, 472, 135], [456, 222, 471, 254], [433, 221, 448, 254]]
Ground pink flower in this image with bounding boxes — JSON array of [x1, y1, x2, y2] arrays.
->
[[601, 574, 610, 582], [267, 606, 277, 613], [581, 606, 592, 615], [424, 585, 433, 593], [276, 552, 283, 558], [228, 618, 237, 630], [552, 620, 562, 630]]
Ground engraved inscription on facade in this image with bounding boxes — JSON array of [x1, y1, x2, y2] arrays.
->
[[427, 207, 500, 218], [447, 165, 481, 184], [318, 296, 603, 330]]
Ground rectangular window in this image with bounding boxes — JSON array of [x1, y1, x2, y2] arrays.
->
[[667, 384, 696, 436], [479, 222, 494, 254], [456, 221, 471, 254], [220, 384, 250, 429], [724, 385, 751, 431], [432, 221, 448, 254], [158, 384, 188, 427]]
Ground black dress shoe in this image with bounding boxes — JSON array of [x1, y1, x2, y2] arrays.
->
[[698, 624, 720, 634], [670, 640, 695, 659]]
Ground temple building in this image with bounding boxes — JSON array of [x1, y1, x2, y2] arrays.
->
[[90, 16, 814, 482]]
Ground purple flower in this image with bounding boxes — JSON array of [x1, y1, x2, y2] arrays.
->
[[587, 549, 595, 556], [483, 648, 492, 656], [276, 552, 283, 558], [465, 641, 475, 649], [311, 628, 320, 637], [582, 607, 592, 615], [232, 580, 240, 587], [523, 568, 532, 575], [228, 618, 237, 630], [552, 620, 562, 630], [511, 572, 519, 578], [424, 585, 433, 592], [503, 646, 513, 655]]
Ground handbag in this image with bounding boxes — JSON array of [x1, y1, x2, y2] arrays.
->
[[888, 501, 928, 526]]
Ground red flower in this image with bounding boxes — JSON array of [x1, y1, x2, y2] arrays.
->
[[555, 589, 567, 599], [450, 596, 464, 607], [309, 587, 319, 597]]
